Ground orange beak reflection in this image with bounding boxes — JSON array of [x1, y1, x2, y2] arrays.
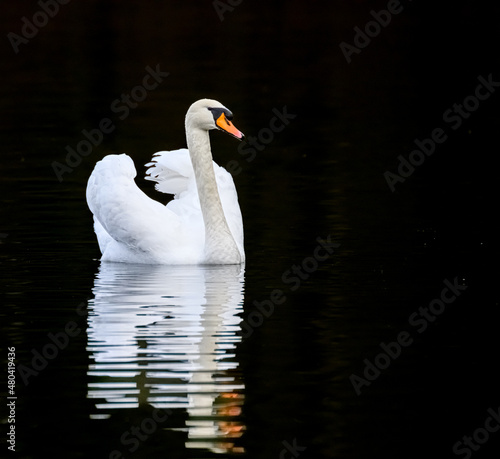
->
[[216, 113, 244, 140]]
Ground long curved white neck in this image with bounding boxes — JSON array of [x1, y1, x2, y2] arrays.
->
[[186, 124, 241, 264]]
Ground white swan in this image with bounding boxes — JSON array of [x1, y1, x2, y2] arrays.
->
[[86, 99, 245, 265]]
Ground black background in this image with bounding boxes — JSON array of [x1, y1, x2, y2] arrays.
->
[[1, 1, 499, 458]]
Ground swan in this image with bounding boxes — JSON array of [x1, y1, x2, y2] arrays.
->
[[86, 99, 245, 265]]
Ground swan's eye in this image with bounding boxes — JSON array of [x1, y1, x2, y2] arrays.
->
[[208, 107, 223, 121], [208, 107, 233, 122]]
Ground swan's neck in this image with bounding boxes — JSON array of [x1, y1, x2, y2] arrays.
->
[[186, 127, 241, 264]]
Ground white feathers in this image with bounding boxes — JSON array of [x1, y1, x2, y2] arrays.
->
[[86, 150, 244, 264], [145, 148, 192, 195]]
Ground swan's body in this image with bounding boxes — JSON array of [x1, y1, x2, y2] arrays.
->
[[86, 99, 245, 265]]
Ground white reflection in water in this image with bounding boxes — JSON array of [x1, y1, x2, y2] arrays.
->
[[86, 262, 245, 453]]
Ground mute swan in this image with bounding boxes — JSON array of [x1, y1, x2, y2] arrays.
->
[[86, 99, 245, 265]]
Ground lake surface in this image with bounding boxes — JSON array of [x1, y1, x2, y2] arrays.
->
[[1, 1, 499, 458]]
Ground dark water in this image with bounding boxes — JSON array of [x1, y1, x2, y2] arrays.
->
[[1, 1, 499, 458]]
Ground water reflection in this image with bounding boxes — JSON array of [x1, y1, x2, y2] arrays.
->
[[86, 262, 245, 454]]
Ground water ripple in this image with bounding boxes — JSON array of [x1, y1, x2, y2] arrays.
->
[[86, 262, 245, 453]]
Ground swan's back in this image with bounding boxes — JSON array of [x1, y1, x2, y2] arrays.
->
[[86, 151, 244, 264]]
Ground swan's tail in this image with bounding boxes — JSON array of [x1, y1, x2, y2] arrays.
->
[[145, 149, 193, 196]]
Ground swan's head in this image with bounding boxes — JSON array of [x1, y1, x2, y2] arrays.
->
[[186, 99, 244, 140]]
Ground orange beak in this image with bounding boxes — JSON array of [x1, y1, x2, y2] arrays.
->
[[216, 113, 244, 140]]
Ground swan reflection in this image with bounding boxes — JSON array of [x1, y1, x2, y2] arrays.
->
[[86, 262, 245, 453]]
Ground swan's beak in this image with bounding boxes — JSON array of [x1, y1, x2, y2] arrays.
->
[[216, 113, 244, 140]]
